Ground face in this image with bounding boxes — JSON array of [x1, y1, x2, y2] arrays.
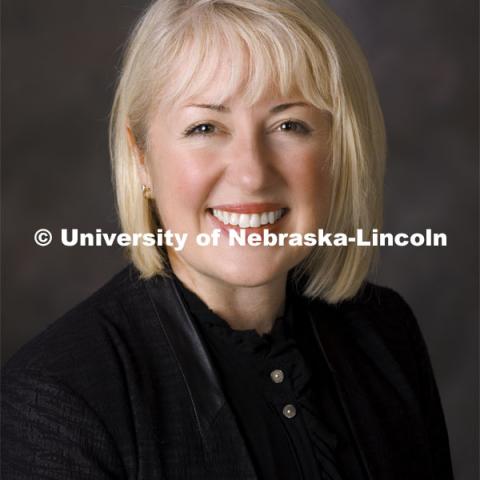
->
[[137, 76, 331, 291]]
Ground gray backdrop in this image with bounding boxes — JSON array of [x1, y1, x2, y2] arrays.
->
[[2, 1, 478, 479]]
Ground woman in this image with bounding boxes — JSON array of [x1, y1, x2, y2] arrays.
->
[[1, 1, 454, 479]]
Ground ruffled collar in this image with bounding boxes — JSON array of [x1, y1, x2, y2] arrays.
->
[[170, 270, 342, 471], [171, 272, 303, 355]]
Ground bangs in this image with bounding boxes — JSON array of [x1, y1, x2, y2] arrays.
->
[[156, 3, 335, 111]]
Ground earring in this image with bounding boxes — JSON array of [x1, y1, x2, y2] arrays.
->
[[142, 184, 153, 200]]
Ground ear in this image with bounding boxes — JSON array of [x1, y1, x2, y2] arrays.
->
[[127, 126, 152, 188]]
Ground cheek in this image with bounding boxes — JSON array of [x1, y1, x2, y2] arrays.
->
[[150, 150, 218, 217], [284, 150, 331, 209]]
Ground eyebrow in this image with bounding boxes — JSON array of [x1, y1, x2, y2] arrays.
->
[[270, 102, 310, 113], [185, 103, 230, 112], [183, 102, 310, 114]]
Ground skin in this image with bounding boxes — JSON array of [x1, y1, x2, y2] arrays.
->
[[135, 75, 331, 334]]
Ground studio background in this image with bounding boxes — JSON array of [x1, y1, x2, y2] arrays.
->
[[2, 1, 478, 479]]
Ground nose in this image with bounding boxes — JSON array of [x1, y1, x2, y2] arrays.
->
[[224, 133, 276, 193]]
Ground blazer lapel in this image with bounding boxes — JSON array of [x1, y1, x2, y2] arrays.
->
[[144, 274, 258, 479], [308, 300, 428, 480]]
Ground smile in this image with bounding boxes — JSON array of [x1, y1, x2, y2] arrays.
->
[[209, 208, 287, 228]]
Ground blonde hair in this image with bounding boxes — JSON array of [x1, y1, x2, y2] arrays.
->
[[110, 0, 386, 303]]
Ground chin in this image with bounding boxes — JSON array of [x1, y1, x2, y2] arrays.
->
[[207, 257, 289, 289]]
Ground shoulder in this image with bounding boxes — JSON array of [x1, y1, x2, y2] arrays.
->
[[341, 281, 415, 317], [331, 281, 420, 343], [337, 281, 427, 358], [298, 280, 430, 384], [1, 267, 143, 478], [2, 264, 149, 383], [326, 282, 437, 407], [306, 281, 432, 394], [1, 265, 178, 477]]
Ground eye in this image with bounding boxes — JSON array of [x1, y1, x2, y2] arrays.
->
[[183, 123, 217, 136], [276, 120, 312, 135]]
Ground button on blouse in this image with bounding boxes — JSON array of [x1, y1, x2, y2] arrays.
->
[[172, 273, 363, 480]]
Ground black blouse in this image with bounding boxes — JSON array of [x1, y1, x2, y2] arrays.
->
[[172, 273, 365, 480]]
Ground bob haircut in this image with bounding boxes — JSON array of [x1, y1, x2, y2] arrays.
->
[[110, 0, 386, 303]]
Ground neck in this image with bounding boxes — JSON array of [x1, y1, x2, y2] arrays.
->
[[168, 255, 287, 335]]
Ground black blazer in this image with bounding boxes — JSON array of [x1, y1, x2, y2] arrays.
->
[[1, 265, 454, 480]]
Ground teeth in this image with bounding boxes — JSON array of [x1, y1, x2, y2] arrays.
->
[[239, 214, 250, 228], [211, 208, 285, 227], [249, 214, 260, 228], [230, 213, 239, 225]]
